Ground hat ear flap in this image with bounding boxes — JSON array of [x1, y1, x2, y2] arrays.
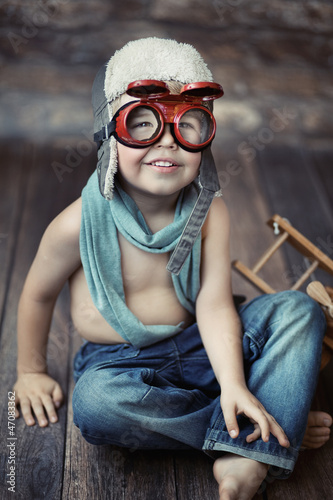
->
[[199, 147, 220, 194], [92, 63, 117, 200]]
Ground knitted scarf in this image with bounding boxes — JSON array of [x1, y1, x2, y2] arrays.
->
[[80, 171, 201, 348]]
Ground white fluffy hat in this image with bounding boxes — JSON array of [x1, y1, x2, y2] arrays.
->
[[104, 37, 213, 103]]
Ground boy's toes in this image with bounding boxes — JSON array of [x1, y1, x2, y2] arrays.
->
[[307, 411, 332, 428], [302, 411, 332, 449]]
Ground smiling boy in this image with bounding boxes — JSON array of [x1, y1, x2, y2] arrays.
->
[[14, 38, 331, 499]]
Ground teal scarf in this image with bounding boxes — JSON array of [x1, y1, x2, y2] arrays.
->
[[80, 171, 201, 348]]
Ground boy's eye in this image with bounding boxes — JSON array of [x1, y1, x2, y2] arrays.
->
[[126, 106, 160, 141], [179, 122, 193, 129], [178, 108, 213, 144], [132, 121, 154, 128], [178, 114, 202, 143]]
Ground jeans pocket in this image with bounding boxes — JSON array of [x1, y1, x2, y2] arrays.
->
[[73, 342, 140, 381]]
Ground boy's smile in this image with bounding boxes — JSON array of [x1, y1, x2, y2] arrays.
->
[[145, 157, 181, 173]]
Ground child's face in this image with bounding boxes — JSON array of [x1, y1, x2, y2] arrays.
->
[[116, 94, 201, 199]]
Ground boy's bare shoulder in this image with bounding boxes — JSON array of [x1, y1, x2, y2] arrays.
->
[[25, 198, 82, 299], [38, 197, 82, 267], [202, 196, 230, 241], [44, 198, 81, 245]]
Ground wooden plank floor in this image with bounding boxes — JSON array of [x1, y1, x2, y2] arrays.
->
[[0, 135, 332, 500]]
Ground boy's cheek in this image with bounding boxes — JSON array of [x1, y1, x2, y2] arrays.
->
[[117, 143, 150, 169]]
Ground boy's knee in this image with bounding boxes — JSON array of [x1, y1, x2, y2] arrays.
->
[[277, 290, 326, 328], [269, 291, 327, 354], [242, 290, 326, 350], [72, 370, 128, 443], [72, 370, 142, 447], [243, 289, 325, 328], [73, 372, 103, 426]]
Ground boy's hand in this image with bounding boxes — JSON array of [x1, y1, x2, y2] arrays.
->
[[13, 373, 63, 427], [220, 384, 290, 448]]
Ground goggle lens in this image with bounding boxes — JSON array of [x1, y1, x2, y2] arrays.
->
[[125, 106, 161, 143], [178, 108, 214, 146]]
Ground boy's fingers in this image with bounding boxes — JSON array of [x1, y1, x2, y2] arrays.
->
[[269, 418, 290, 447], [247, 407, 271, 442], [30, 398, 48, 427], [250, 409, 289, 447], [222, 404, 239, 438], [42, 395, 59, 424], [19, 398, 36, 426], [246, 424, 261, 443], [51, 384, 63, 407]]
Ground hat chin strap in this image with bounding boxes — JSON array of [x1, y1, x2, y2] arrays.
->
[[166, 147, 220, 275]]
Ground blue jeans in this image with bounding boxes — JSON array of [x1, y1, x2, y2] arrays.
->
[[72, 291, 326, 478]]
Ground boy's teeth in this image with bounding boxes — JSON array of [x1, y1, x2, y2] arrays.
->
[[151, 161, 174, 167]]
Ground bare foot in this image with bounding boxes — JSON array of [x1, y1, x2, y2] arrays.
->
[[213, 454, 268, 500], [302, 411, 332, 449]]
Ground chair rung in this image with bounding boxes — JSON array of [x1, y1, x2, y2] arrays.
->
[[232, 260, 276, 294]]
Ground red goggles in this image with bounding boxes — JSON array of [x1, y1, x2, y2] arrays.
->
[[94, 80, 224, 152]]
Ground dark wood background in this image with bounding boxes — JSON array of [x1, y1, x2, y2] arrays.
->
[[0, 1, 332, 499]]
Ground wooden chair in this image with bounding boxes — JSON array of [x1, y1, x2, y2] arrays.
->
[[232, 214, 333, 369]]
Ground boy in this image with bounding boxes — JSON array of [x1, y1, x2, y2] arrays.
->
[[14, 38, 331, 499]]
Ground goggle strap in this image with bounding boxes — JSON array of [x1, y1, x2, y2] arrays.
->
[[94, 121, 116, 148], [166, 187, 215, 275]]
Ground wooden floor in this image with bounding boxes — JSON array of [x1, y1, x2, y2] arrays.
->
[[0, 134, 332, 499]]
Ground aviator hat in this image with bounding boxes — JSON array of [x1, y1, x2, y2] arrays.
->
[[92, 37, 222, 274]]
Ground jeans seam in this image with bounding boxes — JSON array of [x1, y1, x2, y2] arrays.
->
[[245, 317, 281, 352]]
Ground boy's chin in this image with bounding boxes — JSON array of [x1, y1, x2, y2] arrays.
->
[[122, 178, 192, 199]]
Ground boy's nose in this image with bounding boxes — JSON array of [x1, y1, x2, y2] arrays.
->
[[154, 124, 177, 148]]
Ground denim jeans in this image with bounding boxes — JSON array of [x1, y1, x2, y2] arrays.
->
[[72, 291, 326, 478]]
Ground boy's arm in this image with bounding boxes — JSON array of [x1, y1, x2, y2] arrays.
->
[[196, 197, 289, 447], [14, 198, 82, 427]]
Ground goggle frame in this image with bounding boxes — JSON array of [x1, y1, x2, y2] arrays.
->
[[94, 80, 224, 152]]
